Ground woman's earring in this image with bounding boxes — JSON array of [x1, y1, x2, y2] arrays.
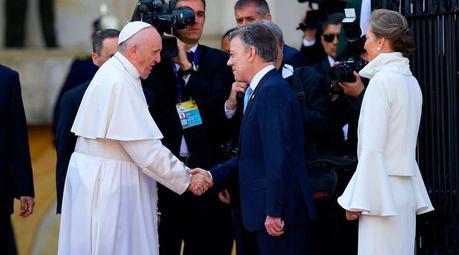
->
[[377, 46, 381, 51]]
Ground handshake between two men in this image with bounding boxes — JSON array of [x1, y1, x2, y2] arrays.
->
[[187, 168, 213, 195]]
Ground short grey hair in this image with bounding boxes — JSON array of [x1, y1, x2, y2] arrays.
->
[[258, 20, 284, 48], [229, 22, 277, 62], [234, 0, 270, 16]]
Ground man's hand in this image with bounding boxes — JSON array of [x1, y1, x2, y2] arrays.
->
[[345, 210, 361, 221], [172, 36, 192, 71], [338, 71, 364, 98], [19, 196, 34, 218], [303, 28, 317, 41], [188, 168, 213, 196], [226, 82, 248, 110], [218, 189, 231, 204], [265, 215, 284, 237]]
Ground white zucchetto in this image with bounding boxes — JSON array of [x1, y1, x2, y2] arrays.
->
[[118, 21, 152, 44]]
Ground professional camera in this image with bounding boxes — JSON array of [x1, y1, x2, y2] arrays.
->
[[329, 55, 367, 83], [328, 8, 367, 84], [131, 0, 195, 58]]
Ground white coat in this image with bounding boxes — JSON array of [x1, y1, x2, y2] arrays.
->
[[338, 52, 434, 255]]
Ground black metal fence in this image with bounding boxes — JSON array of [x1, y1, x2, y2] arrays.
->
[[371, 0, 459, 254]]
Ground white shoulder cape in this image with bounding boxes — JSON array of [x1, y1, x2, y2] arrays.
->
[[71, 52, 163, 141]]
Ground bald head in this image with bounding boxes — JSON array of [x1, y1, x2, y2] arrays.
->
[[119, 26, 162, 79]]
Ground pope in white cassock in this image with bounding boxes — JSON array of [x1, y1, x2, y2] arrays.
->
[[57, 21, 210, 255]]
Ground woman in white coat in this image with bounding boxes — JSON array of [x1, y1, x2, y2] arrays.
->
[[337, 9, 434, 255]]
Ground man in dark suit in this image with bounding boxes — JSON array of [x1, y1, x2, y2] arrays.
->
[[233, 0, 306, 68], [204, 22, 316, 255], [313, 13, 344, 75], [51, 17, 119, 136], [223, 20, 328, 255], [310, 13, 366, 255], [0, 65, 35, 255], [141, 0, 234, 254], [54, 29, 119, 214]]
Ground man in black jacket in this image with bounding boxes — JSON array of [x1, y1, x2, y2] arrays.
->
[[54, 29, 120, 214], [0, 65, 35, 255], [233, 0, 306, 68], [141, 0, 234, 254]]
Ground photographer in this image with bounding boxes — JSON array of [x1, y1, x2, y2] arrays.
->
[[307, 12, 366, 255], [140, 1, 234, 254], [298, 9, 326, 65]]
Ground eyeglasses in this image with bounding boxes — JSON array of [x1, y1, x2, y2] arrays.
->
[[322, 33, 340, 43]]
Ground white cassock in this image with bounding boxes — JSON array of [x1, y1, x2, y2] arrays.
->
[[338, 52, 434, 255], [57, 52, 191, 255]]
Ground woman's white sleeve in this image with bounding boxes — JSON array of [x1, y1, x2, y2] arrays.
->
[[338, 79, 398, 216]]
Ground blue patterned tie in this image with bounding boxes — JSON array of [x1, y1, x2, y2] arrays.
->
[[243, 87, 254, 113]]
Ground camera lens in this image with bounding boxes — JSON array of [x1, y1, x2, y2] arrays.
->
[[328, 64, 356, 83]]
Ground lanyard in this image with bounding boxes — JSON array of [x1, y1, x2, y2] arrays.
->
[[173, 48, 199, 102]]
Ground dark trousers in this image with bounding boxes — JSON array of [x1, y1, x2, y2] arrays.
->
[[310, 168, 358, 255], [4, 0, 57, 47], [6, 217, 17, 255], [158, 191, 233, 255], [232, 208, 257, 255], [158, 155, 233, 255], [255, 223, 310, 255]]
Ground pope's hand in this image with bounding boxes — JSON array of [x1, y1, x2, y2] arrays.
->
[[345, 210, 361, 221], [188, 168, 213, 195], [19, 196, 35, 218]]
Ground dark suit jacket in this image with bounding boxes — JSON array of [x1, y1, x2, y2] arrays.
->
[[142, 44, 233, 169], [142, 44, 234, 212], [312, 57, 332, 76], [52, 57, 98, 135], [0, 65, 34, 215], [54, 80, 155, 213], [283, 44, 306, 68], [313, 56, 365, 155], [291, 66, 332, 158], [300, 41, 326, 66], [211, 69, 316, 232]]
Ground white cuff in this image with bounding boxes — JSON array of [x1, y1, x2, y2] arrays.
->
[[224, 100, 237, 119]]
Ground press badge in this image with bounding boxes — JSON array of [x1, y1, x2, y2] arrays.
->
[[176, 100, 203, 129]]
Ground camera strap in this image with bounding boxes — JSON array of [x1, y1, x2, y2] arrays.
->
[[291, 70, 306, 106]]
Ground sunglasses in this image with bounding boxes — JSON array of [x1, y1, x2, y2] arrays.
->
[[322, 33, 340, 43]]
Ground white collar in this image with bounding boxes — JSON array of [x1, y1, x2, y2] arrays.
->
[[249, 64, 275, 91], [174, 44, 199, 71], [188, 43, 198, 53], [359, 52, 411, 79], [114, 52, 140, 80], [327, 55, 335, 67], [281, 64, 294, 79]]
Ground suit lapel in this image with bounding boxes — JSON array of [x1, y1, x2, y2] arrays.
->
[[196, 45, 206, 68], [240, 69, 276, 133]]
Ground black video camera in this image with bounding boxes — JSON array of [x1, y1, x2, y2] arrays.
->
[[131, 0, 195, 59], [328, 8, 367, 84]]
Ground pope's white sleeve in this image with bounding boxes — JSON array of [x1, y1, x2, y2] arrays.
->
[[120, 139, 191, 194]]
